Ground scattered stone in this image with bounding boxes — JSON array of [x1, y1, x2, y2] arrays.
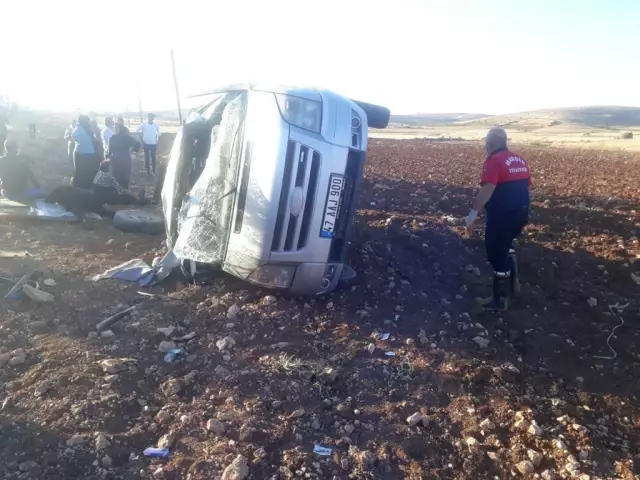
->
[[221, 454, 249, 480], [528, 420, 543, 436], [155, 410, 171, 423], [227, 304, 241, 320], [479, 418, 496, 431], [101, 455, 113, 468], [0, 353, 11, 366], [472, 336, 490, 349], [345, 424, 355, 434], [572, 423, 588, 434], [254, 447, 268, 460], [157, 326, 176, 337], [95, 433, 110, 451], [99, 358, 133, 374], [9, 354, 26, 366], [406, 412, 424, 426], [216, 336, 236, 351], [587, 297, 598, 307], [290, 408, 305, 419], [515, 460, 535, 476], [527, 449, 544, 467], [66, 434, 87, 447], [206, 419, 226, 435], [157, 433, 176, 449], [465, 437, 480, 448], [494, 363, 520, 382], [100, 330, 115, 338], [564, 459, 581, 475], [158, 341, 177, 353], [43, 278, 57, 286], [320, 367, 339, 384], [554, 439, 568, 452], [262, 295, 277, 306], [541, 470, 556, 480], [161, 378, 182, 396]]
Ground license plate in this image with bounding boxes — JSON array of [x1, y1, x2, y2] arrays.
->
[[320, 175, 345, 238]]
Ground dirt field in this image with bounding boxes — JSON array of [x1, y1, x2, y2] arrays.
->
[[1, 135, 639, 479]]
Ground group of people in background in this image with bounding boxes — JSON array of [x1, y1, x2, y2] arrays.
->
[[64, 113, 160, 191], [0, 110, 161, 218]]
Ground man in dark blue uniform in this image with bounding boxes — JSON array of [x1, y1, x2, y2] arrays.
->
[[464, 128, 531, 311]]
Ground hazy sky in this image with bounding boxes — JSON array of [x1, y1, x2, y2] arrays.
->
[[1, 0, 639, 115]]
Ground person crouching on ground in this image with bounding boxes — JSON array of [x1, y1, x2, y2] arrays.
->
[[0, 140, 47, 206], [106, 123, 140, 189], [92, 160, 148, 206], [463, 128, 531, 311], [72, 115, 100, 189]]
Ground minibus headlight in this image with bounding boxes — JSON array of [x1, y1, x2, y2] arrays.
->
[[248, 265, 295, 289], [275, 94, 322, 133]]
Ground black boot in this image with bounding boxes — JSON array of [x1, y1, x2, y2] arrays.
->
[[509, 249, 521, 296], [483, 272, 510, 311]]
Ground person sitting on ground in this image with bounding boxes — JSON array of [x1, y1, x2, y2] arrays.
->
[[45, 184, 111, 223], [0, 140, 46, 205], [92, 160, 148, 206]]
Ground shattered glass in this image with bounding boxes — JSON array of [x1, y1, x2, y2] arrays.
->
[[172, 93, 247, 264]]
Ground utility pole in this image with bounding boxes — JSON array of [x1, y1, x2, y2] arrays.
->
[[137, 92, 143, 124], [170, 49, 183, 125]]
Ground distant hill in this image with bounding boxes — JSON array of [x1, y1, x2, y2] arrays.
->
[[390, 106, 640, 129], [390, 113, 489, 125]]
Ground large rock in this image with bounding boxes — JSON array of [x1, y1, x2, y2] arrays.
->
[[95, 433, 111, 451], [515, 460, 535, 476], [222, 455, 249, 480], [99, 358, 134, 374], [66, 434, 87, 447], [206, 419, 225, 435], [158, 341, 177, 353]]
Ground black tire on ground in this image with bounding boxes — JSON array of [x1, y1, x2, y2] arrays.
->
[[113, 209, 165, 234], [351, 100, 391, 129]]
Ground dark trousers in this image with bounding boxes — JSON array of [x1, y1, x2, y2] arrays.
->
[[93, 186, 147, 206], [485, 207, 528, 273], [143, 143, 157, 173], [0, 134, 6, 153], [72, 152, 101, 190]]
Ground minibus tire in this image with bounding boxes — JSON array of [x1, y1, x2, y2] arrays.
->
[[113, 209, 165, 235], [337, 265, 358, 289]]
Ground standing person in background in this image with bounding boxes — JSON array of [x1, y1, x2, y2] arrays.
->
[[0, 109, 9, 151], [71, 115, 100, 189], [64, 119, 77, 170], [101, 118, 114, 158], [136, 113, 160, 176], [28, 122, 37, 140], [107, 123, 140, 189]]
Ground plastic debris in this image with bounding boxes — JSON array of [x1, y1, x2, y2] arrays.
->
[[381, 333, 391, 341], [384, 351, 396, 356], [22, 284, 55, 302], [164, 348, 186, 363], [143, 447, 170, 458], [313, 445, 333, 456], [367, 343, 376, 355]]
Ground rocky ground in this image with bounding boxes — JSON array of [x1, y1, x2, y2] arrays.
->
[[0, 136, 639, 479]]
